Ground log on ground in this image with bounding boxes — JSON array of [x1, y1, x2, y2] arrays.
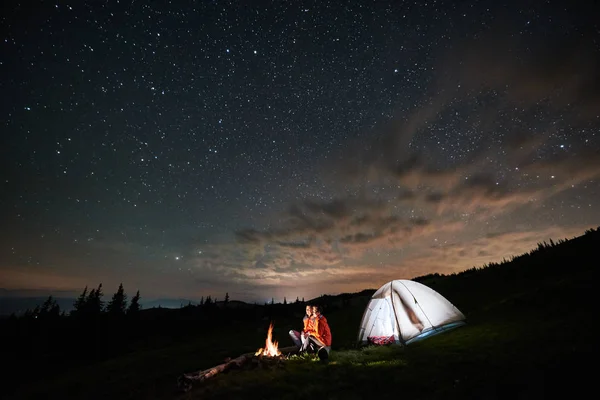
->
[[177, 345, 300, 392]]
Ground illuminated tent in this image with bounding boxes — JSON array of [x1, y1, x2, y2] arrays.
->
[[357, 279, 466, 346]]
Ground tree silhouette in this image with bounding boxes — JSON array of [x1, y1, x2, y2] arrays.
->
[[24, 305, 41, 319], [39, 295, 60, 319], [127, 290, 141, 315], [71, 286, 88, 317], [107, 283, 128, 317], [283, 297, 287, 305], [224, 292, 229, 305], [85, 283, 105, 316]]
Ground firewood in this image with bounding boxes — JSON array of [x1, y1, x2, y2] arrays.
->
[[177, 345, 301, 392]]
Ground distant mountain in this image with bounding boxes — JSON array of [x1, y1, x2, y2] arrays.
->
[[142, 298, 198, 309], [0, 296, 76, 317], [0, 296, 200, 317]]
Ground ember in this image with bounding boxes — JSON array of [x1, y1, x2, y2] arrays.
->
[[255, 322, 281, 357]]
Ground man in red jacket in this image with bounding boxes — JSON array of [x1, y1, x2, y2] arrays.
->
[[307, 305, 332, 361]]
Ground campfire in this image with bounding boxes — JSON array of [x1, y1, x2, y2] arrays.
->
[[177, 321, 299, 392], [255, 322, 281, 357]]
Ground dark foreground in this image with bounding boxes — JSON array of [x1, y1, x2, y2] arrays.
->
[[3, 229, 598, 399]]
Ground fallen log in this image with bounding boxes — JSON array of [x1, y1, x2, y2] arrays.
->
[[177, 345, 300, 392]]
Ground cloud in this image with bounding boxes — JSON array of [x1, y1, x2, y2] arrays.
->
[[151, 25, 600, 302], [0, 265, 89, 293], [406, 225, 591, 275], [208, 26, 600, 299], [180, 21, 600, 304], [437, 21, 600, 119]]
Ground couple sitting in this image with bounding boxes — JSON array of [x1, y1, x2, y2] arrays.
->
[[288, 304, 332, 360]]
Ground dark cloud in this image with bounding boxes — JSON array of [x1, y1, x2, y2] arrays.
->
[[275, 240, 313, 249], [303, 199, 352, 219], [340, 232, 381, 244], [518, 148, 600, 183], [235, 228, 266, 244], [439, 23, 600, 120], [425, 192, 445, 204], [148, 15, 600, 302], [410, 217, 429, 227], [397, 189, 416, 201], [130, 14, 600, 301]]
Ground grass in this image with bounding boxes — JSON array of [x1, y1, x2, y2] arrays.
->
[[8, 290, 593, 400], [6, 236, 596, 400], [178, 312, 593, 400]]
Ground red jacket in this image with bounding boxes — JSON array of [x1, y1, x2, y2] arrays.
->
[[303, 316, 317, 335], [315, 314, 332, 346]]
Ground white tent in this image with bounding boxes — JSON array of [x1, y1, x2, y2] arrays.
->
[[357, 279, 466, 345]]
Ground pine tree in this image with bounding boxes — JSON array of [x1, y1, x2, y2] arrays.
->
[[30, 305, 41, 319], [86, 288, 96, 314], [50, 301, 61, 318], [127, 290, 141, 315], [283, 297, 287, 305], [106, 283, 128, 316], [71, 286, 88, 317], [86, 283, 105, 315], [39, 296, 60, 319], [96, 283, 105, 310], [224, 292, 229, 304], [40, 295, 54, 316]]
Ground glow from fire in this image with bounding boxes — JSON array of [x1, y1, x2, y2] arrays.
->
[[255, 322, 281, 357]]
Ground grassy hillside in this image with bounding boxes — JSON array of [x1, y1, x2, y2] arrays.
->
[[4, 227, 598, 400]]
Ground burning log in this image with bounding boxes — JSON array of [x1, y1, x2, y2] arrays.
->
[[177, 321, 301, 392], [177, 345, 300, 392]]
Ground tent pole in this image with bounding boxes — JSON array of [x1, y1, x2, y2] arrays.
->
[[399, 280, 436, 330], [356, 302, 373, 345], [389, 281, 405, 346]]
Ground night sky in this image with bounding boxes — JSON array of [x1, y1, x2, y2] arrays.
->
[[1, 1, 599, 304]]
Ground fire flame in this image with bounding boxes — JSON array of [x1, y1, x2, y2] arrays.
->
[[255, 322, 281, 357]]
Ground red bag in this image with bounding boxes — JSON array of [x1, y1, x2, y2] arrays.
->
[[367, 335, 395, 345]]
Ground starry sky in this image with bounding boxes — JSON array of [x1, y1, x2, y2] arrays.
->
[[1, 0, 599, 304]]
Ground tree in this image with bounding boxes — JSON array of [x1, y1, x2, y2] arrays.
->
[[86, 283, 105, 315], [27, 305, 41, 319], [224, 292, 229, 305], [86, 288, 96, 312], [127, 290, 141, 315], [283, 297, 287, 305], [71, 286, 88, 317], [40, 295, 54, 315], [107, 283, 128, 317], [39, 295, 60, 319]]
